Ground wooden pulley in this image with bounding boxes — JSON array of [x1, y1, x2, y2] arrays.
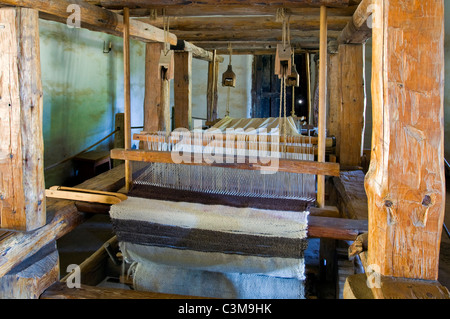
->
[[286, 64, 300, 87], [275, 44, 292, 79], [222, 64, 236, 88], [159, 49, 174, 80]]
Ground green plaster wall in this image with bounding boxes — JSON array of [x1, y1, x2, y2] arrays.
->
[[40, 20, 145, 187], [40, 20, 253, 188]]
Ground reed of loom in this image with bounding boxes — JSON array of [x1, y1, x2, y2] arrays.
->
[[129, 131, 319, 203]]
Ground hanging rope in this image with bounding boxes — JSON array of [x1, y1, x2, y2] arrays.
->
[[291, 52, 296, 117], [276, 8, 291, 154]]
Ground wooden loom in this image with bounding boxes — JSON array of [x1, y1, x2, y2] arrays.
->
[[1, 0, 448, 300]]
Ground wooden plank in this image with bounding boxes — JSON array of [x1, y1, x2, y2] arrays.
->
[[317, 5, 328, 208], [41, 281, 208, 299], [308, 216, 368, 241], [337, 44, 365, 166], [0, 0, 177, 44], [45, 190, 123, 205], [366, 0, 445, 280], [0, 8, 45, 232], [110, 148, 341, 177], [174, 51, 192, 130]]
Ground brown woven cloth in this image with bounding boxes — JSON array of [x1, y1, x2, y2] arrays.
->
[[129, 184, 313, 212]]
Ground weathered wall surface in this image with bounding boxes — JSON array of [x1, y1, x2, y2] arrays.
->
[[40, 20, 145, 187], [40, 20, 253, 187]]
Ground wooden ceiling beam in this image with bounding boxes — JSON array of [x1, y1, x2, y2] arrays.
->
[[108, 6, 358, 18], [172, 40, 225, 63], [139, 15, 351, 32], [0, 0, 177, 44], [191, 41, 326, 54], [86, 0, 354, 10], [164, 30, 341, 43]]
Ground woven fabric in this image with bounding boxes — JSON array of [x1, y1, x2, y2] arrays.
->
[[110, 197, 309, 299], [132, 261, 306, 299]]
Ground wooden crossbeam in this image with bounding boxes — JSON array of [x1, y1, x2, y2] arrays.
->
[[110, 6, 358, 17], [87, 0, 353, 10], [144, 15, 351, 32], [171, 40, 224, 63], [337, 0, 372, 44], [110, 149, 341, 177], [0, 0, 177, 44]]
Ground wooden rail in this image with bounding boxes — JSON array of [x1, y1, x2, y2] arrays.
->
[[110, 149, 341, 176]]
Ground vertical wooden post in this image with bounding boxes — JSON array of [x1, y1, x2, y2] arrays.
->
[[123, 7, 132, 192], [207, 50, 219, 123], [143, 42, 165, 134], [306, 52, 313, 126], [338, 44, 365, 167], [327, 52, 340, 158], [174, 51, 193, 130], [0, 8, 45, 231], [365, 0, 445, 280], [161, 78, 171, 133], [317, 5, 328, 208]]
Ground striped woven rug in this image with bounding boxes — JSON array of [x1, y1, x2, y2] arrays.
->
[[110, 196, 309, 299]]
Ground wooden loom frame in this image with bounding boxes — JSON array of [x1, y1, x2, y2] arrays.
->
[[112, 4, 340, 202], [0, 0, 448, 299]]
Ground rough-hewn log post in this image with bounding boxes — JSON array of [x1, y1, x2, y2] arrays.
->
[[207, 50, 219, 123], [365, 0, 445, 280], [143, 42, 165, 134], [0, 8, 45, 231], [174, 51, 192, 130]]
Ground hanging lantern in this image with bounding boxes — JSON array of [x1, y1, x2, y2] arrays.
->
[[222, 43, 237, 88], [222, 65, 236, 88]]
